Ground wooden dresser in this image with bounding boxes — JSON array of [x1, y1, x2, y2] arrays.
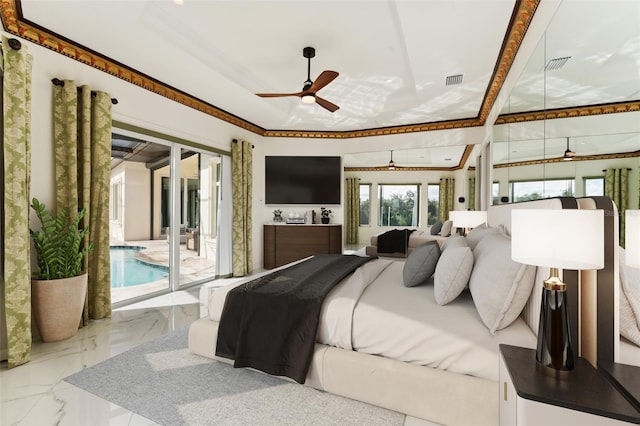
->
[[263, 224, 342, 269]]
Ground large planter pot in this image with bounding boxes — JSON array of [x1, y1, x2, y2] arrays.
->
[[31, 274, 87, 342]]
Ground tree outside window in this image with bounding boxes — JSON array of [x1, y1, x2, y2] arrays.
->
[[427, 184, 439, 225], [378, 184, 419, 226], [510, 179, 574, 202], [359, 184, 370, 226]]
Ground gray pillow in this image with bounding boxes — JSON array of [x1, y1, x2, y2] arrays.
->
[[403, 241, 441, 287], [430, 221, 443, 235], [434, 244, 474, 305], [439, 220, 453, 237], [469, 230, 536, 333]]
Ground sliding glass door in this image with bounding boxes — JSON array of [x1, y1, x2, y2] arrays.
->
[[109, 129, 225, 306]]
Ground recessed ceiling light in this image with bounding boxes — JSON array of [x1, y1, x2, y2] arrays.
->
[[444, 158, 452, 161], [173, 0, 184, 5]]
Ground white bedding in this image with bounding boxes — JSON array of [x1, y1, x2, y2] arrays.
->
[[208, 257, 537, 382]]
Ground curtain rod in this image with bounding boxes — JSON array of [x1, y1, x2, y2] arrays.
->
[[51, 78, 118, 105], [232, 139, 254, 149], [602, 168, 632, 172], [1, 38, 22, 51]]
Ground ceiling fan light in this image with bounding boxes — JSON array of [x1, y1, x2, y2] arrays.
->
[[301, 94, 316, 104], [563, 137, 575, 160], [388, 160, 396, 170]]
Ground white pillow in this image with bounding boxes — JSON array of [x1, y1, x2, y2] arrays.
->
[[465, 223, 497, 251], [434, 245, 474, 305], [620, 247, 640, 330], [439, 220, 453, 237], [469, 230, 536, 333], [440, 235, 466, 252], [619, 247, 640, 346]]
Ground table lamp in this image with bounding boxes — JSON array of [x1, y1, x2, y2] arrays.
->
[[511, 209, 604, 373], [449, 210, 487, 236], [627, 210, 640, 269]]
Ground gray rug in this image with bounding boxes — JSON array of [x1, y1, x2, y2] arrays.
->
[[65, 326, 405, 425]]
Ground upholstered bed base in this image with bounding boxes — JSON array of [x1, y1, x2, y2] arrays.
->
[[188, 317, 497, 425]]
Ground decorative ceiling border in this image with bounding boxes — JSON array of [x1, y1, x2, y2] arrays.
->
[[344, 145, 475, 172], [477, 0, 539, 125], [493, 150, 640, 169], [495, 100, 640, 125], [1, 0, 536, 140]]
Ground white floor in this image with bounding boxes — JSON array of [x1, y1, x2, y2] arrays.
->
[[1, 281, 439, 426]]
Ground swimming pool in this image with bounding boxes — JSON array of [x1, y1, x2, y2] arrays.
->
[[110, 246, 169, 288]]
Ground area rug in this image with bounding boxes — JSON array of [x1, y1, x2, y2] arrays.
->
[[65, 326, 405, 425]]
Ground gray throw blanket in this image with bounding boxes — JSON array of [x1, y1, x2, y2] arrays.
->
[[215, 254, 375, 384]]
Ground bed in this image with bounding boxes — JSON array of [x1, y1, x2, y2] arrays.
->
[[188, 197, 617, 425]]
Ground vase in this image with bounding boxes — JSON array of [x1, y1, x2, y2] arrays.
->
[[321, 217, 330, 224], [31, 273, 88, 342]]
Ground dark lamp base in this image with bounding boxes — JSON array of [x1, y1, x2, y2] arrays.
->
[[536, 285, 574, 372]]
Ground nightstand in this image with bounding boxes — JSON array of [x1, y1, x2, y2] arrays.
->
[[499, 344, 640, 425]]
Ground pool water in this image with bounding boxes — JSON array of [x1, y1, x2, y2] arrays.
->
[[110, 247, 169, 288]]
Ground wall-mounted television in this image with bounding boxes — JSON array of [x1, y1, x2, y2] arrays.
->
[[265, 156, 341, 205]]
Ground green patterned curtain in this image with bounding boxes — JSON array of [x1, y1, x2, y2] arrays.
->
[[344, 177, 360, 245], [231, 139, 253, 276], [605, 168, 629, 247], [2, 37, 33, 367], [468, 177, 476, 210], [439, 178, 455, 222], [53, 82, 112, 324]]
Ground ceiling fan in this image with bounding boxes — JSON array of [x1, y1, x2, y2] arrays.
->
[[256, 47, 340, 112], [563, 137, 575, 161]]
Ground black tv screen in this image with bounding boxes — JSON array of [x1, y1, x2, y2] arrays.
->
[[265, 156, 341, 205]]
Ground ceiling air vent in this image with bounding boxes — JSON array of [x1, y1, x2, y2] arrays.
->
[[545, 56, 571, 71], [446, 74, 464, 86]]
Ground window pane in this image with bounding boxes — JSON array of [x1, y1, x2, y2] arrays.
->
[[378, 184, 419, 226], [511, 179, 574, 202], [359, 184, 370, 226], [427, 184, 439, 225], [585, 177, 604, 196], [492, 182, 502, 204]]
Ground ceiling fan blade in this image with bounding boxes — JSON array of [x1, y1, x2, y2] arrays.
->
[[256, 92, 303, 98], [309, 70, 339, 93], [315, 96, 340, 113]]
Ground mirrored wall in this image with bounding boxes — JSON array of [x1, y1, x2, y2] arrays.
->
[[492, 0, 640, 206]]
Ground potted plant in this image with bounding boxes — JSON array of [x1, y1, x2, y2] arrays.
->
[[273, 209, 283, 222], [320, 207, 332, 224], [29, 198, 93, 342]]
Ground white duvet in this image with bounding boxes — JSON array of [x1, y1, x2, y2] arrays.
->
[[209, 258, 537, 382]]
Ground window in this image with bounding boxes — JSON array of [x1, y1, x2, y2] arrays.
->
[[510, 179, 574, 202], [584, 177, 604, 196], [427, 184, 439, 225], [492, 182, 502, 204], [378, 184, 420, 226], [359, 184, 370, 226], [109, 180, 122, 222]]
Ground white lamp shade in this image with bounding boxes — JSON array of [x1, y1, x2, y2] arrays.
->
[[449, 210, 487, 229], [627, 210, 640, 269], [511, 209, 604, 270]]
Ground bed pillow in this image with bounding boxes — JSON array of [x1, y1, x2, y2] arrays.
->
[[403, 241, 441, 287], [469, 230, 536, 333], [620, 247, 640, 329], [434, 243, 474, 305], [620, 247, 640, 346], [439, 220, 453, 237], [430, 221, 443, 235], [440, 235, 466, 252], [465, 223, 497, 250]]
